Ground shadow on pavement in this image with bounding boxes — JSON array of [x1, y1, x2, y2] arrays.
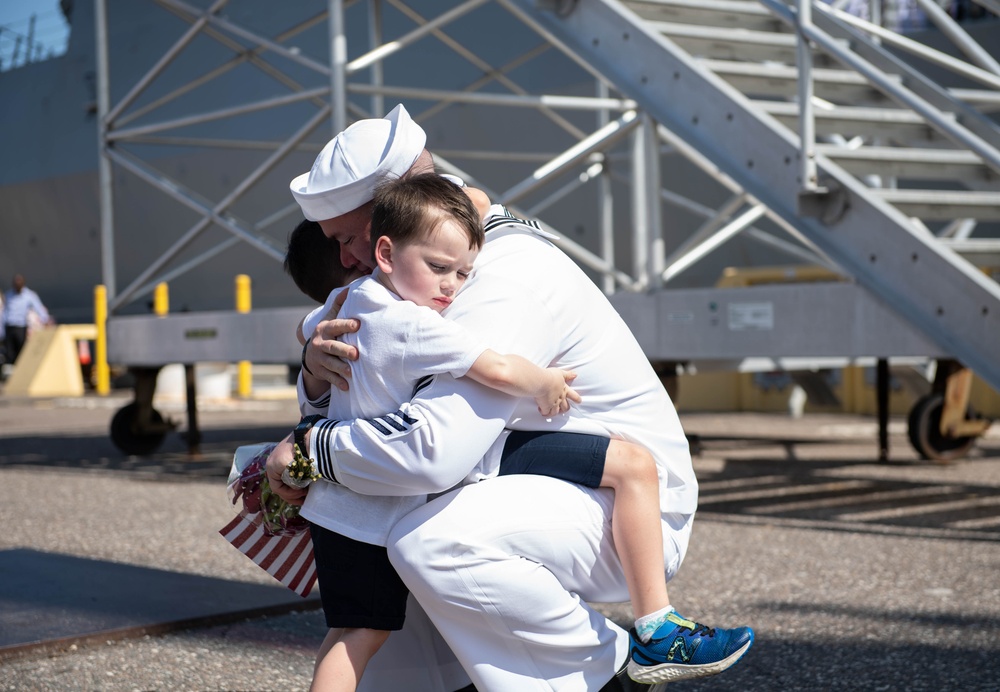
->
[[681, 637, 1000, 691], [0, 425, 296, 478], [0, 548, 320, 659]]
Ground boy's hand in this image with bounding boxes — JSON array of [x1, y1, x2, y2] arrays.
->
[[536, 369, 581, 417], [302, 287, 360, 393]]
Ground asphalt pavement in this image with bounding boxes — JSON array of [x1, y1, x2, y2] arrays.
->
[[1, 387, 999, 691]]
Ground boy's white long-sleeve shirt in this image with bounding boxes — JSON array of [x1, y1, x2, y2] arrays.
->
[[300, 207, 698, 517], [298, 272, 488, 546]]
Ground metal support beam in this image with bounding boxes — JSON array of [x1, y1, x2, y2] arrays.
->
[[912, 0, 1000, 75], [631, 117, 650, 288], [498, 110, 639, 204], [596, 81, 615, 295], [329, 0, 347, 134], [877, 357, 889, 462], [107, 0, 229, 123], [610, 282, 948, 361], [94, 0, 116, 299], [642, 114, 664, 289], [795, 0, 822, 193], [367, 0, 384, 118]]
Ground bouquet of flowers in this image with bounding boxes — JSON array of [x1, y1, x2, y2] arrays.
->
[[219, 443, 317, 597]]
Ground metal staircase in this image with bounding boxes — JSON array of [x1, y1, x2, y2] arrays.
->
[[503, 0, 1000, 391]]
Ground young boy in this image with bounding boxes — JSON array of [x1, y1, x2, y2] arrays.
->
[[289, 175, 579, 690], [287, 174, 751, 689]]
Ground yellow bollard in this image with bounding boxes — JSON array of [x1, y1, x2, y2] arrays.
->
[[236, 274, 252, 398], [94, 285, 110, 396], [153, 282, 169, 316]]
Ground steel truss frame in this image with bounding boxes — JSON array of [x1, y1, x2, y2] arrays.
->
[[96, 0, 1000, 392]]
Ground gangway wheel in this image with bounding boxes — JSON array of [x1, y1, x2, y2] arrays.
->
[[110, 402, 169, 456], [906, 393, 977, 463]]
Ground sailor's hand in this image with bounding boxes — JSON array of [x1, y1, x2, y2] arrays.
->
[[302, 287, 359, 393], [265, 435, 308, 505]]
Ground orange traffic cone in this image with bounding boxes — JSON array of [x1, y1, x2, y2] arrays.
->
[[78, 340, 92, 366]]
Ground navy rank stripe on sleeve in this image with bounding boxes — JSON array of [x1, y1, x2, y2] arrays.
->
[[361, 409, 422, 438]]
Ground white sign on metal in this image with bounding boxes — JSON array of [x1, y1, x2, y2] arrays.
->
[[728, 302, 775, 331]]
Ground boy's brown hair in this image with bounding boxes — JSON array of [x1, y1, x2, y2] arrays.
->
[[370, 173, 484, 261]]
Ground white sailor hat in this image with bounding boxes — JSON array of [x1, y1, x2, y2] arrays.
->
[[290, 104, 427, 221]]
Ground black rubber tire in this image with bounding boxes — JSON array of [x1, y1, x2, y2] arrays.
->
[[110, 402, 167, 456], [906, 393, 977, 462]]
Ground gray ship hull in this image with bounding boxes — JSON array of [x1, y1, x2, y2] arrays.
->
[[0, 0, 613, 321], [2, 0, 998, 326]]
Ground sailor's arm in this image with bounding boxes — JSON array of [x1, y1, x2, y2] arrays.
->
[[322, 376, 514, 495], [266, 374, 514, 499]]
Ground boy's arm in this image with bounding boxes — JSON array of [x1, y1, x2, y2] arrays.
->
[[267, 271, 560, 501], [267, 375, 515, 500], [465, 351, 580, 416]]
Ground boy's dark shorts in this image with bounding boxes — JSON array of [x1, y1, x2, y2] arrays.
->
[[498, 430, 608, 488], [309, 523, 409, 631]]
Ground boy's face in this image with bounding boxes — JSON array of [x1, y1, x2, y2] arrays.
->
[[377, 217, 478, 313], [319, 204, 375, 274]]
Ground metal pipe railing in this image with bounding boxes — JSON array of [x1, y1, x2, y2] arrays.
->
[[818, 3, 1000, 91], [763, 0, 1000, 176], [796, 0, 822, 193]]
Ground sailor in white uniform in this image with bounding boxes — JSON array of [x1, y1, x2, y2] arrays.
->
[[270, 105, 707, 691]]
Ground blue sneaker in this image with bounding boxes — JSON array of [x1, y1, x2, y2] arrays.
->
[[627, 611, 754, 684]]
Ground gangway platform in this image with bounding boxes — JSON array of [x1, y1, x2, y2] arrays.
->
[[106, 307, 305, 455]]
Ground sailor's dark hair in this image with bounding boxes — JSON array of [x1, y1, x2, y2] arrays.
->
[[283, 219, 352, 304]]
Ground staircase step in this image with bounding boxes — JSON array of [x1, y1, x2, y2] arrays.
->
[[704, 59, 1000, 113], [817, 145, 994, 183], [626, 0, 780, 31], [950, 88, 1000, 113], [755, 101, 938, 142], [647, 20, 838, 65], [702, 58, 891, 104], [874, 189, 1000, 220], [939, 238, 1000, 269]]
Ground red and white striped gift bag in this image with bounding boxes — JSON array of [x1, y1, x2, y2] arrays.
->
[[220, 511, 317, 597]]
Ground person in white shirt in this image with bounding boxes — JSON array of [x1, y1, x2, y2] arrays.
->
[[267, 104, 753, 691], [3, 273, 52, 367]]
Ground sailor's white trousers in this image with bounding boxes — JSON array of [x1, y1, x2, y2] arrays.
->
[[387, 474, 693, 691]]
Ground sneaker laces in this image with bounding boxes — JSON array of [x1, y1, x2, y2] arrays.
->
[[663, 611, 716, 639], [682, 620, 715, 638]]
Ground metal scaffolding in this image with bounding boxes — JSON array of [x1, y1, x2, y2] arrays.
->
[[94, 0, 1000, 457]]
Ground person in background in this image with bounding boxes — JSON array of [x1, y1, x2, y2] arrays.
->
[[0, 291, 6, 371], [3, 274, 53, 368]]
